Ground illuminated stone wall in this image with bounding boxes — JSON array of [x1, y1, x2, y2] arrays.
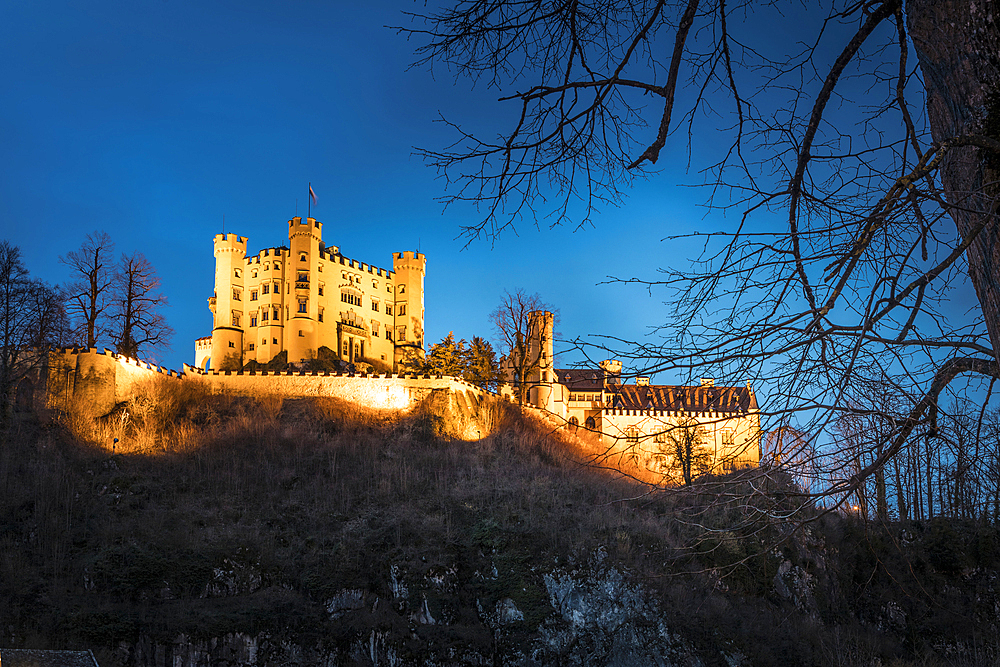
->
[[42, 349, 483, 425]]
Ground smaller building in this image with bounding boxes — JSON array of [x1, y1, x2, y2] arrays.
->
[[505, 311, 762, 477]]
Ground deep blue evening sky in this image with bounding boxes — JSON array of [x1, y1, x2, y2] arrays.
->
[[2, 0, 720, 374]]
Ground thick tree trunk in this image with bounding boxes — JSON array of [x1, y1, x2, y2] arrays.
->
[[907, 0, 1000, 360]]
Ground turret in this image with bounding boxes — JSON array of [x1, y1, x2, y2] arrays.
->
[[287, 217, 323, 363], [527, 310, 555, 411], [210, 233, 248, 370], [391, 251, 427, 368]]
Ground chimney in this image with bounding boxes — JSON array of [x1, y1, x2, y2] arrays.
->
[[700, 378, 715, 387]]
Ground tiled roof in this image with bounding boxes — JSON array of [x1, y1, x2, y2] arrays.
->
[[0, 650, 99, 667], [555, 368, 604, 391], [610, 384, 756, 413]]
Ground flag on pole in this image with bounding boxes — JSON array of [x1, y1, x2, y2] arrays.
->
[[309, 184, 318, 206]]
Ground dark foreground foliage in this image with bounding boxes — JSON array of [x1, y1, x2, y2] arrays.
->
[[1, 382, 998, 666]]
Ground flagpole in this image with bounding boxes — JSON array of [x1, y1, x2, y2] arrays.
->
[[308, 182, 311, 218]]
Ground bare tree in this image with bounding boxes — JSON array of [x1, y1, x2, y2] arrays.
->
[[661, 417, 711, 486], [60, 231, 115, 348], [0, 241, 67, 431], [403, 1, 1000, 509], [111, 251, 172, 359], [491, 289, 553, 405]]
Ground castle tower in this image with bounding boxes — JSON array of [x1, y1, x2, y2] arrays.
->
[[391, 251, 427, 367], [527, 310, 556, 412], [210, 233, 248, 370], [286, 217, 323, 364]]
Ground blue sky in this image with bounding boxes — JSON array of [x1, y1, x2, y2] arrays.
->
[[1, 0, 721, 376]]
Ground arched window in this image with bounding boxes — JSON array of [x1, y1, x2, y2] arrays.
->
[[585, 416, 596, 430], [626, 427, 640, 445], [568, 416, 579, 432]]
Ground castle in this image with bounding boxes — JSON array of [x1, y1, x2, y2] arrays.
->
[[186, 218, 760, 474], [195, 216, 425, 371], [504, 311, 762, 473]]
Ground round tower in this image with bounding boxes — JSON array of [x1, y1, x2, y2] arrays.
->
[[527, 310, 555, 411], [286, 217, 323, 364], [391, 250, 427, 368], [210, 233, 248, 370]]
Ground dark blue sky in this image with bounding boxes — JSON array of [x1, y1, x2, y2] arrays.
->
[[0, 1, 797, 377]]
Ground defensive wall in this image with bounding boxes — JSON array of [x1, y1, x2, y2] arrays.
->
[[180, 364, 484, 413], [41, 348, 486, 429]]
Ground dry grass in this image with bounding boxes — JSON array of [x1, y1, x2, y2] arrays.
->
[[0, 382, 997, 665]]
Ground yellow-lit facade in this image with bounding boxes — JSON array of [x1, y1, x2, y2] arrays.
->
[[196, 216, 425, 370], [506, 311, 762, 474]]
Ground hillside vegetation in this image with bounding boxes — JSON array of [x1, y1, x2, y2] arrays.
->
[[1, 381, 998, 666]]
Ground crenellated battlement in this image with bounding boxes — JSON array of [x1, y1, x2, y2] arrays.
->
[[213, 233, 248, 254]]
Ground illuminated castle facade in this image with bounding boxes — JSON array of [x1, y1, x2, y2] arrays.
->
[[505, 311, 761, 473], [195, 216, 425, 370]]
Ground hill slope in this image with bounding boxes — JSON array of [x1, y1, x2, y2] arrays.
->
[[1, 382, 998, 666]]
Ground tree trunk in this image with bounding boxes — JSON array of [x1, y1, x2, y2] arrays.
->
[[875, 466, 889, 522], [908, 0, 1000, 361], [893, 454, 908, 521]]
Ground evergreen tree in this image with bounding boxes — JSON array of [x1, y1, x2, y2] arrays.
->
[[462, 336, 504, 391]]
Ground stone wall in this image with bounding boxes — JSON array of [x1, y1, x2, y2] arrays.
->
[[41, 349, 485, 429]]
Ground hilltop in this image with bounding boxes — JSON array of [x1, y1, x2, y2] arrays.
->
[[1, 381, 998, 666]]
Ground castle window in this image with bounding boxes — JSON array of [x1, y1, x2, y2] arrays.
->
[[722, 429, 735, 446], [232, 313, 241, 327], [386, 329, 392, 341], [626, 427, 640, 445], [399, 285, 406, 294], [318, 284, 324, 296], [318, 264, 323, 272], [263, 263, 269, 270], [297, 272, 308, 283], [273, 338, 278, 344], [233, 289, 241, 301], [252, 269, 258, 278], [249, 343, 255, 351], [372, 279, 378, 289], [234, 268, 241, 278], [387, 284, 392, 293], [300, 252, 307, 262], [250, 290, 258, 301], [298, 299, 307, 313], [371, 300, 379, 312], [397, 326, 406, 341], [372, 320, 379, 335], [229, 341, 235, 348], [274, 307, 280, 320], [250, 314, 258, 327], [654, 431, 666, 444], [262, 339, 266, 346], [397, 304, 406, 316], [262, 284, 269, 295], [385, 304, 392, 316], [298, 330, 304, 337], [262, 310, 269, 322], [318, 308, 324, 322]]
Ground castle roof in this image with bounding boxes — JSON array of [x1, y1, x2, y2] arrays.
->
[[555, 368, 607, 391], [611, 384, 756, 413]]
